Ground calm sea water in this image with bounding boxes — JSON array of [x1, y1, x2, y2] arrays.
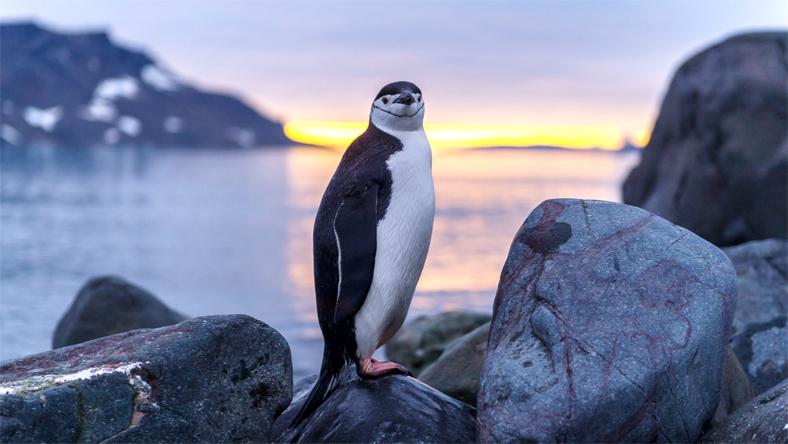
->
[[0, 145, 637, 377]]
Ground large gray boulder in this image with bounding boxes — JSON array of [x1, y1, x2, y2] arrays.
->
[[623, 32, 787, 246], [478, 199, 737, 443], [725, 239, 788, 393], [271, 368, 476, 443], [1, 315, 292, 443], [385, 311, 491, 376], [52, 275, 187, 348], [419, 322, 489, 405], [702, 379, 788, 443]]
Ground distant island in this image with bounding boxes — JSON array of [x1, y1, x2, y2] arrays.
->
[[472, 139, 642, 153], [0, 22, 291, 148]]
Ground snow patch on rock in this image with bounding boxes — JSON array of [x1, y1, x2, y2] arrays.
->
[[95, 76, 139, 100], [0, 362, 144, 395], [23, 106, 62, 132], [117, 115, 142, 136], [130, 373, 157, 408], [1, 124, 22, 145], [81, 99, 117, 122], [141, 65, 179, 91]]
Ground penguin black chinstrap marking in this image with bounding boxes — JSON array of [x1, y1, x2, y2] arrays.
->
[[291, 81, 435, 428]]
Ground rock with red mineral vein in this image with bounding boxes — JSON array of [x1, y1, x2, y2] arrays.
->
[[478, 199, 737, 443]]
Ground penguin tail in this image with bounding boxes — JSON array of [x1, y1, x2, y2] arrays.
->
[[289, 345, 345, 428]]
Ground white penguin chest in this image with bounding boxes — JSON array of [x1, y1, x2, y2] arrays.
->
[[354, 130, 435, 358], [378, 134, 435, 275]]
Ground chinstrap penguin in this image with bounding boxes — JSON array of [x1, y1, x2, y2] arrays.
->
[[291, 81, 435, 426]]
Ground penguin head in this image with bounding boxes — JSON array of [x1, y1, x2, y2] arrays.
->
[[370, 81, 425, 131]]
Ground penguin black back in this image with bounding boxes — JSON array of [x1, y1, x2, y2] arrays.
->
[[291, 80, 432, 429], [290, 125, 403, 427]]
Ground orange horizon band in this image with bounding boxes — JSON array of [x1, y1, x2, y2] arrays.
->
[[284, 121, 650, 151]]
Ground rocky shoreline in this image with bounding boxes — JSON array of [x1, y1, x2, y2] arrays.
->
[[2, 202, 785, 442], [1, 30, 786, 444]]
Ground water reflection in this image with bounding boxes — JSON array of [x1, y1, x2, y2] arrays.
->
[[0, 145, 637, 377]]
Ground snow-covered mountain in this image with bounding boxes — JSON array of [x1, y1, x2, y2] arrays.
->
[[0, 22, 290, 148]]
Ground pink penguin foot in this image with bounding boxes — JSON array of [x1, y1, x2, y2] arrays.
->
[[357, 358, 412, 379]]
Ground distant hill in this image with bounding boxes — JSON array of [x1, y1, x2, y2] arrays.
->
[[0, 22, 290, 148], [472, 141, 643, 153]]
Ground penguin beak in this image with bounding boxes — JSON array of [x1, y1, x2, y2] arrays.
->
[[393, 93, 415, 105]]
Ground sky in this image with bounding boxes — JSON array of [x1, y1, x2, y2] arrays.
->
[[2, 0, 786, 149]]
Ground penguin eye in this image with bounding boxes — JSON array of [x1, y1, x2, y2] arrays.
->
[[382, 97, 389, 104]]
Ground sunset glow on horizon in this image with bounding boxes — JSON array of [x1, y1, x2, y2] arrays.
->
[[5, 1, 783, 155], [285, 121, 650, 151]]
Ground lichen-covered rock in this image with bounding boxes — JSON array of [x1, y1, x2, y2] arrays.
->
[[271, 368, 476, 443], [1, 315, 292, 443], [52, 275, 187, 348], [701, 379, 788, 443], [385, 311, 491, 376], [478, 199, 737, 443], [623, 32, 787, 246], [419, 322, 489, 405], [725, 239, 788, 393]]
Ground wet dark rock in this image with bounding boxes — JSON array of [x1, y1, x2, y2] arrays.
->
[[419, 322, 489, 405], [478, 199, 737, 443], [701, 379, 788, 443], [1, 315, 292, 443], [725, 239, 788, 393], [272, 368, 476, 443], [385, 311, 491, 376], [52, 275, 187, 348], [623, 32, 788, 246]]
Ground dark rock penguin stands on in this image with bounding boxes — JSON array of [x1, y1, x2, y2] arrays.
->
[[291, 81, 435, 426]]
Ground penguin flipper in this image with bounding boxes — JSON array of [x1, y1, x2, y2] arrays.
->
[[333, 181, 379, 324]]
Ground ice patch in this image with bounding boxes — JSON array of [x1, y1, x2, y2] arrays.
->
[[227, 127, 255, 148], [81, 99, 117, 122], [23, 106, 62, 132], [1, 124, 22, 145], [163, 116, 183, 133], [117, 116, 141, 136], [104, 128, 120, 145], [141, 65, 179, 91], [95, 76, 139, 100], [0, 362, 144, 395]]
